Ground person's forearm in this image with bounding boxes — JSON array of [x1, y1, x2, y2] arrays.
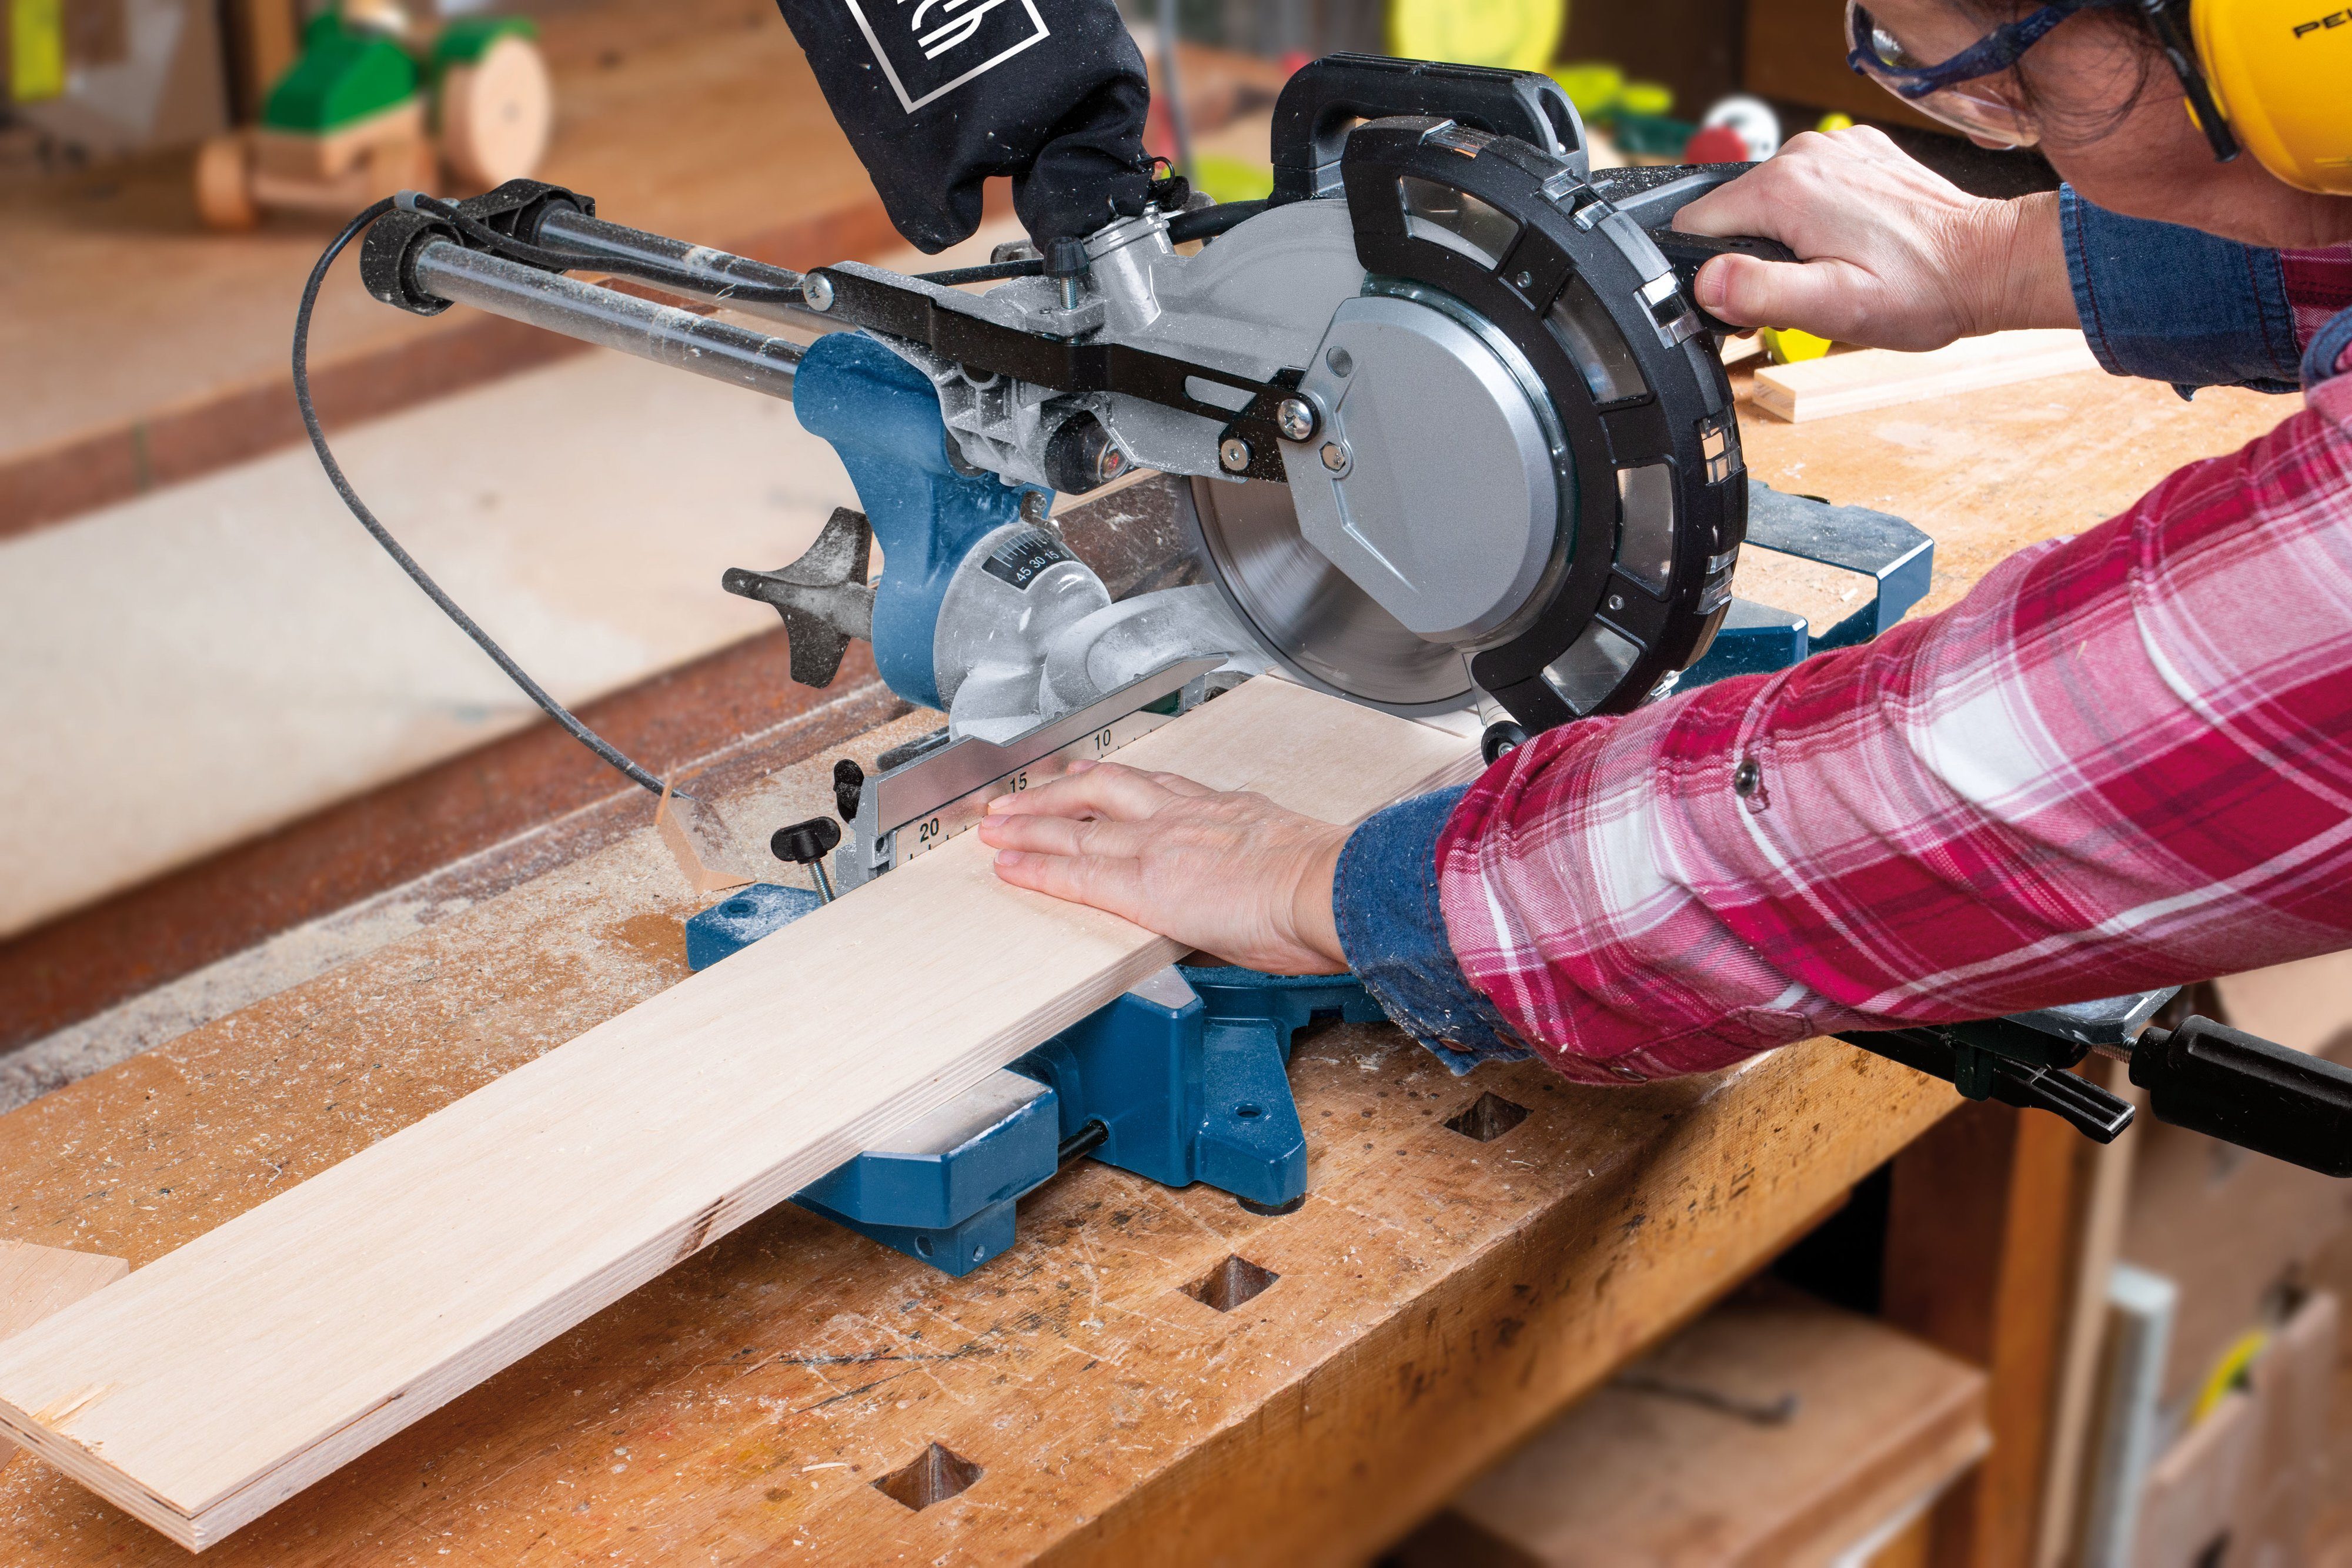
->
[[1424, 376, 2352, 1084], [1977, 190, 2080, 333]]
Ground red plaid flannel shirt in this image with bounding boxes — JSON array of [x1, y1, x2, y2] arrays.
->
[[1433, 270, 2352, 1084]]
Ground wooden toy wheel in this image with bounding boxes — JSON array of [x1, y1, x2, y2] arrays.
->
[[439, 34, 553, 189], [193, 133, 259, 232]]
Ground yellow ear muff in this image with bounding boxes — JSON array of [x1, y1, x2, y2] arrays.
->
[[2191, 0, 2352, 193]]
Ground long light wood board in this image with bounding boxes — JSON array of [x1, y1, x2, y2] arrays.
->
[[0, 677, 1478, 1550], [1752, 329, 2101, 423]]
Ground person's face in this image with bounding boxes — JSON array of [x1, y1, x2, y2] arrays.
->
[[1863, 0, 2352, 248]]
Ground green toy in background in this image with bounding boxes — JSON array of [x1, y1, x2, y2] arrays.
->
[[195, 0, 550, 232]]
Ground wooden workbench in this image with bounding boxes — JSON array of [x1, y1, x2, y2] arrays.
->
[[0, 364, 2294, 1563]]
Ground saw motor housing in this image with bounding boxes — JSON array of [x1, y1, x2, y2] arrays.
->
[[771, 55, 1759, 735]]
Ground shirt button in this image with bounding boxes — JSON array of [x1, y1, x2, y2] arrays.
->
[[1732, 758, 1762, 797]]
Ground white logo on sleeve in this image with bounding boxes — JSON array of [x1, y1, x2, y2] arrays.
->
[[843, 0, 1051, 113]]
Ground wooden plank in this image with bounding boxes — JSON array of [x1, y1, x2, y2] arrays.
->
[[2033, 1058, 2143, 1568], [2132, 1390, 2256, 1568], [1751, 332, 2102, 423], [0, 677, 1478, 1552], [1392, 1281, 1990, 1566], [0, 1242, 127, 1473], [1883, 1101, 2090, 1568], [2229, 1289, 2340, 1567]]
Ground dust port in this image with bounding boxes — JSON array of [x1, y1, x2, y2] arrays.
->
[[1184, 1254, 1280, 1313], [1444, 1091, 1530, 1143], [873, 1443, 984, 1511]]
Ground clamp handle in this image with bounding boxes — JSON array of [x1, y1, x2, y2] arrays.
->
[[2132, 1017, 2352, 1177], [1838, 1023, 2136, 1144]]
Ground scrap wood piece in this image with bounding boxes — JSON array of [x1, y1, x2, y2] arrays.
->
[[0, 677, 1478, 1552], [0, 1241, 129, 1470], [1751, 329, 2102, 423], [655, 778, 763, 896]]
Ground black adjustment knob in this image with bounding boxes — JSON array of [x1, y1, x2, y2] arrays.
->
[[771, 816, 843, 902], [1481, 721, 1529, 765], [833, 758, 865, 823], [1041, 235, 1091, 276], [772, 816, 841, 866]]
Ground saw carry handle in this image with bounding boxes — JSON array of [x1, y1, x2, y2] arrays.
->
[[2131, 1016, 2352, 1177], [1270, 54, 1585, 202]]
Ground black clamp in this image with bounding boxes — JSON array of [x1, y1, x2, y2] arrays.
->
[[1841, 988, 2352, 1178]]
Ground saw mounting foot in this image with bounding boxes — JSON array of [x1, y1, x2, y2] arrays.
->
[[683, 889, 1374, 1275]]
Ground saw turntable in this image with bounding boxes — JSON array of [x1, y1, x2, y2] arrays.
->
[[314, 53, 2352, 1272]]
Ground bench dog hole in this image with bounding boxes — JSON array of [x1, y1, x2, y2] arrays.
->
[[873, 1442, 984, 1511], [1184, 1253, 1279, 1313], [1444, 1091, 1530, 1143]]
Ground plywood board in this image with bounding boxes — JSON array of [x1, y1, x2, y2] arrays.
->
[[1752, 331, 2102, 423], [1394, 1281, 1990, 1566], [2132, 1389, 2256, 1568], [0, 1241, 128, 1473], [0, 677, 1478, 1551], [2229, 1290, 2340, 1568]]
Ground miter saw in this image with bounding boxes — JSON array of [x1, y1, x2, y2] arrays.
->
[[354, 56, 1869, 860], [316, 42, 2351, 1273]]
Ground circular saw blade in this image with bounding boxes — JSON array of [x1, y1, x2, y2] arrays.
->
[[1185, 476, 1475, 714]]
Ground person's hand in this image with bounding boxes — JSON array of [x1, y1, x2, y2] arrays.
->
[[976, 760, 1350, 975], [1672, 125, 2076, 350]]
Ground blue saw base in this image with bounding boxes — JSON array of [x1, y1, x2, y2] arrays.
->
[[684, 887, 1375, 1276]]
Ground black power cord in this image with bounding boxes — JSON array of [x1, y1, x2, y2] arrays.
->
[[295, 198, 667, 796]]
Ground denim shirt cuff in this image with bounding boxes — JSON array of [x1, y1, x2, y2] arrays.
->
[[1333, 785, 1533, 1076], [2060, 185, 2302, 395], [2305, 309, 2352, 390]]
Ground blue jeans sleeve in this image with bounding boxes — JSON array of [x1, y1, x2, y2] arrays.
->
[[1332, 785, 1533, 1075], [2060, 186, 2302, 394]]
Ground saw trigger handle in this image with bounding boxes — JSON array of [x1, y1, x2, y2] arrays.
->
[[1648, 230, 1803, 336], [2131, 1017, 2352, 1177], [1584, 162, 1800, 336]]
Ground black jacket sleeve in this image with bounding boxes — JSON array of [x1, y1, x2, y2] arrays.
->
[[773, 0, 1154, 251]]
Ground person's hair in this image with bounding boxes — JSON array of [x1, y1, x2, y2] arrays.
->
[[1960, 0, 2167, 141]]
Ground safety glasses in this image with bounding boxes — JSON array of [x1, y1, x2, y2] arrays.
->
[[1843, 0, 2239, 160]]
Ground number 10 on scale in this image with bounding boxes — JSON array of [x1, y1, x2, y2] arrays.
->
[[891, 716, 1165, 866]]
